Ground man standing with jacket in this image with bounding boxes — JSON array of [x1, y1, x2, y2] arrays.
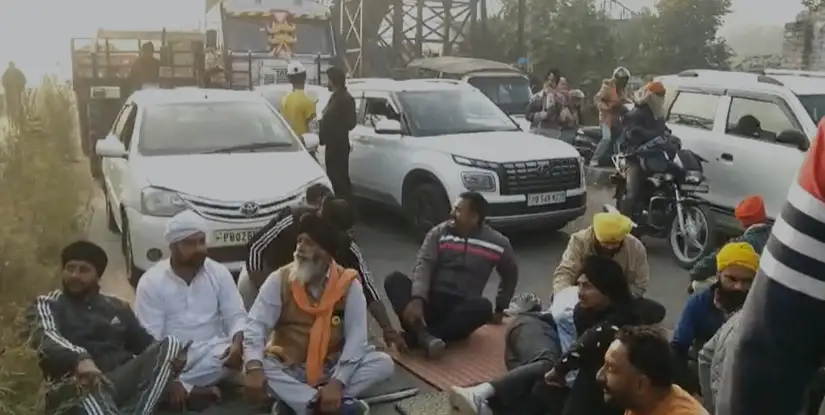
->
[[591, 67, 632, 167], [320, 67, 357, 201]]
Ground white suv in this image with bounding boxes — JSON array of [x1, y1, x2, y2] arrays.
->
[[96, 88, 330, 286], [321, 78, 586, 238], [657, 69, 819, 232]]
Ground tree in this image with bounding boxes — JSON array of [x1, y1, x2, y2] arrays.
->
[[644, 0, 732, 73], [803, 0, 823, 12]]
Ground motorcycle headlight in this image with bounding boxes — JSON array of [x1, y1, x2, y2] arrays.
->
[[140, 187, 186, 217], [461, 172, 497, 192], [685, 171, 703, 184]]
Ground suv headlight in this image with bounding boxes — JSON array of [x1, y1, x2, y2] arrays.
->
[[141, 187, 186, 217], [452, 155, 500, 170], [461, 172, 496, 192]]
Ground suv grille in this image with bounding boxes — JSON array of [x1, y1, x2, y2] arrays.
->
[[499, 158, 581, 195], [181, 193, 301, 222]]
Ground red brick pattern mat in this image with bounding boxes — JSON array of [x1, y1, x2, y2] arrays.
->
[[391, 324, 508, 390]]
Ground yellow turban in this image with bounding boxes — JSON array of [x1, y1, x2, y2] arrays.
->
[[716, 242, 760, 272], [592, 212, 633, 244]]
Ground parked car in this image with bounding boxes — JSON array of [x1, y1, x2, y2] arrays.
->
[[657, 69, 817, 234], [96, 88, 329, 286], [256, 84, 331, 134], [318, 78, 587, 239]]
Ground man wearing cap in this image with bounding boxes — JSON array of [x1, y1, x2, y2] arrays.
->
[[591, 66, 633, 167], [241, 183, 404, 350], [689, 195, 771, 292], [671, 242, 759, 394], [553, 212, 649, 297], [243, 214, 394, 414], [25, 241, 187, 414], [135, 210, 250, 410], [281, 61, 316, 142]]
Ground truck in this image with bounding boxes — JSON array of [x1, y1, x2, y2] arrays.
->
[[71, 29, 206, 177], [205, 0, 338, 89]]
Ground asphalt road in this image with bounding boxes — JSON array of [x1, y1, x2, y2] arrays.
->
[[90, 187, 690, 414]]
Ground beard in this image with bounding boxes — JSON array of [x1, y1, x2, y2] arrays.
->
[[62, 279, 98, 299], [594, 243, 621, 257], [179, 252, 206, 269], [717, 286, 748, 313], [291, 253, 328, 285]]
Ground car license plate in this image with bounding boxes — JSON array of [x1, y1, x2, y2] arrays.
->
[[527, 191, 566, 206], [213, 229, 257, 246], [682, 184, 710, 193]]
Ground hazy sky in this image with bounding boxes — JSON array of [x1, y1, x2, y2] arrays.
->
[[0, 0, 805, 81]]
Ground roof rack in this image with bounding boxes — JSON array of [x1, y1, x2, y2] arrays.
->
[[676, 69, 784, 86], [764, 69, 825, 78]]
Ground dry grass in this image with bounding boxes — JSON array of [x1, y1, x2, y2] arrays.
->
[[0, 77, 94, 414]]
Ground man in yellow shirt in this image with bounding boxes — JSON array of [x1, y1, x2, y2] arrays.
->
[[280, 61, 316, 141], [598, 326, 708, 415]]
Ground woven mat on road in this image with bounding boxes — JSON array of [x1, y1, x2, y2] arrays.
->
[[391, 324, 507, 391], [394, 391, 451, 415]]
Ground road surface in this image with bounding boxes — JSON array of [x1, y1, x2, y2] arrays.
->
[[89, 187, 691, 414]]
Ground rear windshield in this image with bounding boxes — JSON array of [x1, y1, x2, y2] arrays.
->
[[796, 94, 825, 123], [466, 76, 531, 115]]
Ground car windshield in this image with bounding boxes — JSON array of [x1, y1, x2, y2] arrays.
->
[[138, 102, 299, 156], [796, 94, 825, 123], [466, 76, 531, 115], [396, 89, 519, 136]]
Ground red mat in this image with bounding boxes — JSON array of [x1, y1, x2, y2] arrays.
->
[[391, 323, 508, 391]]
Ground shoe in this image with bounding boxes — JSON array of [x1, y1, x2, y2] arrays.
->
[[340, 398, 370, 414], [420, 333, 446, 359], [449, 386, 492, 415], [505, 293, 542, 315]]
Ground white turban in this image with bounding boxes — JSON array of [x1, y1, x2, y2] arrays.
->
[[164, 210, 208, 244]]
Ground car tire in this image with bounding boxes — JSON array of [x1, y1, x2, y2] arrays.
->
[[120, 215, 145, 288], [104, 188, 119, 234], [404, 182, 451, 242]]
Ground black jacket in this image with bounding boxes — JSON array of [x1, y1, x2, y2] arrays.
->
[[621, 104, 669, 151], [319, 89, 357, 150], [25, 290, 155, 379]]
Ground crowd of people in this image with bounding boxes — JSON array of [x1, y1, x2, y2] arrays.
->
[[19, 60, 825, 415]]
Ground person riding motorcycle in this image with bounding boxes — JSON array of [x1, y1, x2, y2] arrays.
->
[[617, 81, 670, 219]]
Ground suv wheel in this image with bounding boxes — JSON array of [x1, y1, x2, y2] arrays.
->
[[120, 215, 145, 288], [404, 182, 450, 242]]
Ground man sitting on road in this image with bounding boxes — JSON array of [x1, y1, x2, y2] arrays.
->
[[384, 191, 519, 358], [135, 210, 249, 410], [671, 241, 758, 393], [25, 241, 187, 414], [240, 183, 405, 350], [598, 326, 708, 414], [689, 195, 771, 293], [553, 212, 649, 297], [243, 214, 394, 414]]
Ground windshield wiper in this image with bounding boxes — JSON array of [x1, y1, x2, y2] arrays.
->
[[201, 142, 292, 154]]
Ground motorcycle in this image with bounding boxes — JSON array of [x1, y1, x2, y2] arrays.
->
[[603, 142, 716, 269], [574, 126, 602, 164]]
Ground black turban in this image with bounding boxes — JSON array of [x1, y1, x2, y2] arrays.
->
[[61, 241, 108, 277], [582, 255, 631, 304], [297, 214, 340, 256]]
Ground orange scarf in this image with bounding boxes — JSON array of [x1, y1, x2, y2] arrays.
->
[[290, 262, 356, 386]]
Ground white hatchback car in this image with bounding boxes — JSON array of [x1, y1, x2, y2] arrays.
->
[[96, 88, 330, 286], [318, 78, 586, 238], [658, 69, 819, 232]]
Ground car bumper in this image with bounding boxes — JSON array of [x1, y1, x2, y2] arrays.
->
[[126, 207, 269, 273], [486, 192, 587, 228]]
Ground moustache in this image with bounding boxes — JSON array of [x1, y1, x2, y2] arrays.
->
[[717, 288, 748, 312]]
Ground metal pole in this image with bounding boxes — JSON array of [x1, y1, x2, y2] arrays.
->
[[516, 0, 525, 60]]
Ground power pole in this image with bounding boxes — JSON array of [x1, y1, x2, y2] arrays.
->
[[516, 0, 525, 59]]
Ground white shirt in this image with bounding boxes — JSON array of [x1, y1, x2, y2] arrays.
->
[[135, 258, 248, 344]]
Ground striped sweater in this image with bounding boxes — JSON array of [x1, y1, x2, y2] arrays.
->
[[716, 120, 825, 415]]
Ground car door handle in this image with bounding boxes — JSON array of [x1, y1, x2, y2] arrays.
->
[[719, 153, 733, 162]]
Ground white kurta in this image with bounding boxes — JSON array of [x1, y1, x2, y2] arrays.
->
[[135, 258, 249, 391]]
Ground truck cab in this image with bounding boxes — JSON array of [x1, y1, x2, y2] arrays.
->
[[205, 0, 337, 89], [404, 57, 533, 128]]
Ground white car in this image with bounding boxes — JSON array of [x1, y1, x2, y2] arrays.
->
[[657, 69, 818, 232], [320, 78, 586, 238], [256, 84, 331, 133], [96, 88, 329, 286]]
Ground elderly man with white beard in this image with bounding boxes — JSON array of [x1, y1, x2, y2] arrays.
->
[[243, 214, 394, 415], [135, 210, 250, 411]]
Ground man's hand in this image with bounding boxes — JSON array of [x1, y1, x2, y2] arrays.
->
[[75, 358, 103, 390], [383, 329, 408, 353], [166, 379, 188, 410], [544, 368, 565, 388], [317, 380, 344, 413], [401, 298, 425, 327], [491, 311, 505, 325], [244, 365, 267, 406], [221, 340, 244, 370]]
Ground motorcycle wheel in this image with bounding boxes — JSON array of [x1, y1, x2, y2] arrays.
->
[[668, 203, 716, 269]]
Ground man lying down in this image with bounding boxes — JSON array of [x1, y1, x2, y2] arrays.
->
[[243, 213, 394, 415]]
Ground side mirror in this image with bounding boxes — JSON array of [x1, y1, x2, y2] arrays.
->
[[302, 133, 320, 150], [95, 136, 127, 158], [205, 30, 218, 49], [374, 119, 403, 135], [776, 129, 810, 151]]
